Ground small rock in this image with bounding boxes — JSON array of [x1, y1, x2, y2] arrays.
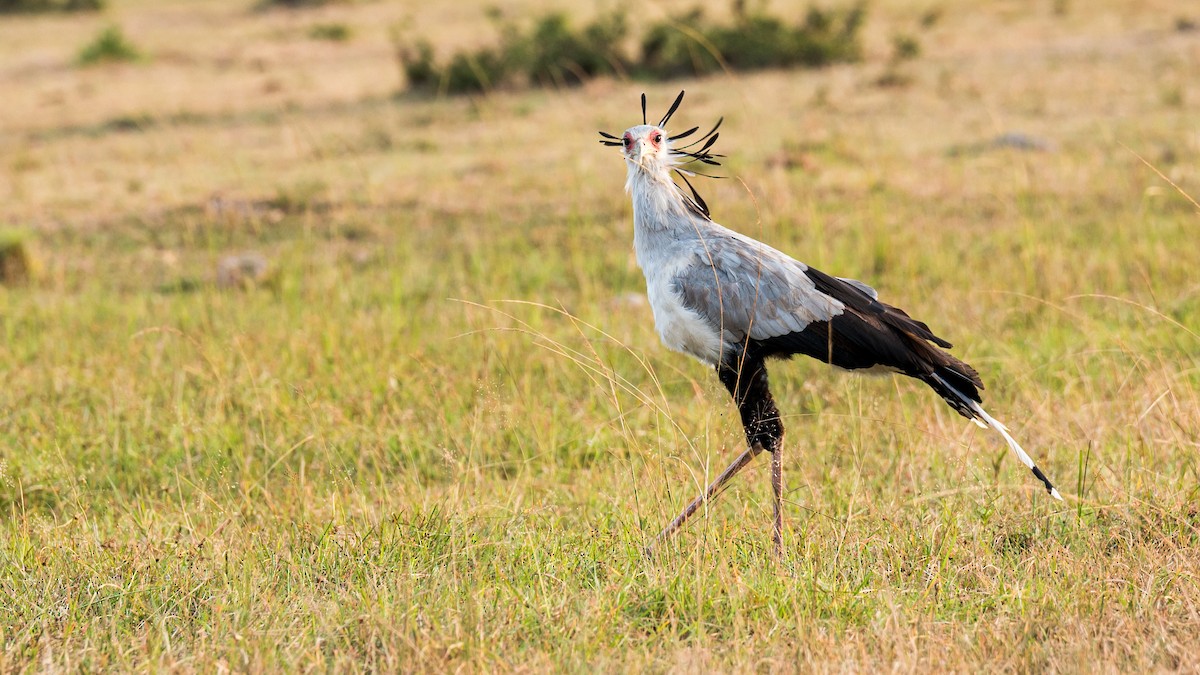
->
[[991, 132, 1054, 152], [946, 132, 1056, 157], [217, 252, 271, 289]]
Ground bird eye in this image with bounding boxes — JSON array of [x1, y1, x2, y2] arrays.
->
[[622, 133, 632, 148], [652, 133, 662, 144]]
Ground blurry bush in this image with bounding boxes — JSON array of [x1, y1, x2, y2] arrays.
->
[[395, 2, 864, 96], [639, 3, 864, 79], [0, 0, 102, 13], [77, 25, 142, 66], [308, 22, 352, 41], [257, 0, 348, 8], [890, 34, 921, 61], [396, 11, 629, 95], [515, 11, 630, 87], [0, 229, 41, 286], [874, 32, 921, 88]]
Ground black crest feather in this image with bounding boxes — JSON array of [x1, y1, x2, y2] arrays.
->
[[597, 91, 724, 220]]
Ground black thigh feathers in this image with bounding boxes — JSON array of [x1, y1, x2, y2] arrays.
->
[[717, 351, 784, 453], [753, 266, 985, 420]]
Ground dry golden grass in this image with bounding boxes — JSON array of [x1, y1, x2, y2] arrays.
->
[[1, 0, 1199, 671]]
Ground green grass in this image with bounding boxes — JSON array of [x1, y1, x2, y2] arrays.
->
[[308, 22, 351, 42], [1, 0, 1199, 670]]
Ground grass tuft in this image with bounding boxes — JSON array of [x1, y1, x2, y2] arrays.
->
[[395, 10, 629, 95], [0, 228, 40, 284], [891, 33, 921, 61], [76, 25, 142, 66], [308, 22, 351, 42]]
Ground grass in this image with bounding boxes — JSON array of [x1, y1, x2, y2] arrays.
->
[[1, 0, 1199, 670]]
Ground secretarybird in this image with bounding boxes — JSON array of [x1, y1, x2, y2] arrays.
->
[[599, 91, 1062, 556]]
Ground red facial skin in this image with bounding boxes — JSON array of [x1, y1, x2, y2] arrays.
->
[[624, 129, 664, 154]]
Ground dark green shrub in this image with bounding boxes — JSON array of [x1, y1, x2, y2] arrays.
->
[[0, 229, 40, 285], [257, 0, 347, 8], [891, 33, 921, 62], [0, 0, 102, 13], [637, 3, 865, 79], [77, 25, 142, 66], [396, 2, 866, 95], [395, 37, 509, 95], [511, 12, 629, 86], [308, 23, 351, 41], [640, 9, 719, 79], [441, 47, 509, 94], [395, 39, 438, 90], [395, 10, 628, 95]]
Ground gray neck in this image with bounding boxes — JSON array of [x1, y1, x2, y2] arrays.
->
[[626, 163, 709, 269]]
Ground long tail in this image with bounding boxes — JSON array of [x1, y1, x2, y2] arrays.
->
[[929, 372, 1063, 501]]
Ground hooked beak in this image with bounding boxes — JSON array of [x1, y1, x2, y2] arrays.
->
[[625, 138, 649, 169]]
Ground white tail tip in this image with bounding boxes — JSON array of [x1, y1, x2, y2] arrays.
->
[[930, 373, 1062, 500], [966, 398, 1062, 501]]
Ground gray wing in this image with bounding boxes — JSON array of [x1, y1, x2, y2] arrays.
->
[[671, 234, 844, 343]]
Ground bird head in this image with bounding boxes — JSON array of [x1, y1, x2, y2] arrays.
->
[[599, 91, 723, 219], [617, 124, 671, 173]]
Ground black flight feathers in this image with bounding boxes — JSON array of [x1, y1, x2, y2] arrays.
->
[[598, 90, 724, 220], [754, 266, 986, 419]]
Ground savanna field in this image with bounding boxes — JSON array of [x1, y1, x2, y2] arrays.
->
[[1, 0, 1199, 670]]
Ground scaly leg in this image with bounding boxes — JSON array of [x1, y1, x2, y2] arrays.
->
[[721, 350, 786, 556], [642, 442, 764, 557], [643, 349, 785, 556], [771, 440, 783, 556]]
